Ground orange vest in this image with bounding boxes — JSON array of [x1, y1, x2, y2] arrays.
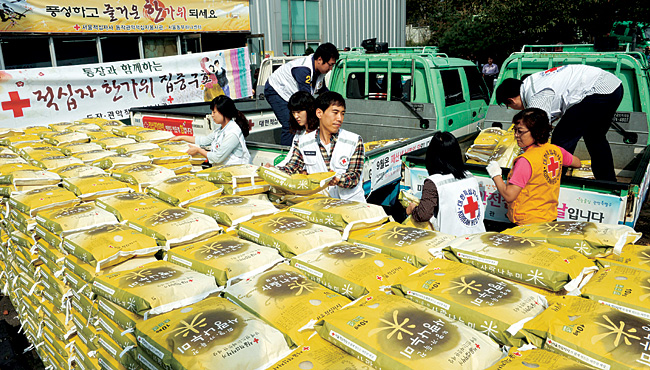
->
[[507, 143, 563, 225]]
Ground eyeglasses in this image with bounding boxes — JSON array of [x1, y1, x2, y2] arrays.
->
[[514, 129, 530, 136], [327, 61, 336, 67]]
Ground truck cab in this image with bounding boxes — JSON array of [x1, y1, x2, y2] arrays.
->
[[611, 21, 650, 50]]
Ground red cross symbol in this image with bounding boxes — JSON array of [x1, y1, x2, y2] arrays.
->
[[463, 196, 479, 219], [547, 156, 560, 177], [475, 344, 481, 349], [302, 346, 310, 351], [167, 96, 174, 103], [2, 91, 31, 118], [73, 24, 81, 31], [253, 338, 259, 343], [341, 158, 347, 165]]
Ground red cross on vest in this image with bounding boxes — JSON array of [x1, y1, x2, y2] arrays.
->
[[547, 155, 560, 177], [340, 157, 347, 165], [2, 91, 30, 118], [463, 196, 479, 219]]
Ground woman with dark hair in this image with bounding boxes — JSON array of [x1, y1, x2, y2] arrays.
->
[[407, 131, 486, 236], [172, 95, 251, 165], [487, 107, 582, 225], [275, 91, 319, 167]]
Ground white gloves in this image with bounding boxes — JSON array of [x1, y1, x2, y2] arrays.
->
[[486, 161, 502, 179]]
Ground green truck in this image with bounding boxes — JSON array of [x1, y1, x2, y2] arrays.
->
[[402, 44, 650, 226], [611, 21, 650, 50]]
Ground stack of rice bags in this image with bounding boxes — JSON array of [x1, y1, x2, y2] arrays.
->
[[466, 127, 522, 168]]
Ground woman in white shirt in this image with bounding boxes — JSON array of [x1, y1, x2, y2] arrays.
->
[[173, 95, 251, 165], [275, 91, 319, 167]]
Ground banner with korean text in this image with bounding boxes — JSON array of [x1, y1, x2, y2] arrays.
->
[[0, 0, 249, 33], [0, 47, 252, 128]]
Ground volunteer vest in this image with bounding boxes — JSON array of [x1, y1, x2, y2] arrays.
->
[[276, 130, 305, 167], [427, 172, 486, 236], [507, 143, 563, 225], [521, 65, 620, 121], [298, 129, 365, 202], [268, 56, 326, 101], [211, 120, 251, 165]]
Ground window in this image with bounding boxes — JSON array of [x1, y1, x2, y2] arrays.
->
[[614, 24, 627, 36], [142, 36, 177, 58], [2, 38, 51, 69], [53, 37, 99, 66], [463, 67, 490, 103], [440, 69, 465, 106], [346, 72, 364, 99], [281, 0, 320, 55], [100, 36, 140, 63]]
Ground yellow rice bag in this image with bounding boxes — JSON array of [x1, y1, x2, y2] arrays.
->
[[434, 232, 598, 292], [314, 293, 503, 370], [238, 211, 342, 258], [85, 129, 116, 141], [398, 190, 419, 208], [53, 163, 106, 178], [0, 152, 27, 165], [490, 130, 522, 168], [97, 331, 139, 369], [33, 154, 84, 170], [8, 185, 79, 216], [289, 197, 390, 239], [92, 153, 150, 170], [97, 296, 144, 333], [223, 263, 351, 346], [0, 134, 40, 146], [95, 136, 137, 150], [0, 127, 22, 138], [95, 192, 172, 222], [473, 127, 504, 147], [401, 215, 435, 231], [196, 163, 262, 184], [0, 164, 60, 186], [291, 241, 417, 299], [502, 221, 642, 257], [485, 347, 594, 369], [597, 244, 650, 272], [258, 166, 336, 195], [40, 131, 90, 146], [114, 142, 159, 154], [126, 128, 175, 143], [134, 295, 292, 370], [92, 260, 220, 318], [57, 141, 103, 155], [523, 295, 650, 369], [147, 174, 223, 207], [62, 175, 132, 201], [23, 126, 51, 135], [166, 233, 283, 286], [158, 140, 191, 152], [35, 203, 118, 236], [158, 161, 193, 175], [220, 179, 270, 195], [66, 122, 102, 132], [570, 160, 594, 179], [137, 148, 191, 164], [96, 310, 137, 350], [392, 258, 547, 347], [48, 121, 76, 132], [187, 194, 278, 227], [73, 149, 119, 164], [348, 222, 455, 267], [111, 125, 146, 137], [110, 163, 176, 191], [126, 207, 222, 247], [21, 147, 61, 160], [267, 333, 371, 370]]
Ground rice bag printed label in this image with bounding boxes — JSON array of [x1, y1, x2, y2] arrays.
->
[[291, 242, 417, 299], [97, 331, 138, 368], [314, 293, 503, 370], [223, 264, 350, 346], [35, 203, 118, 237], [502, 221, 641, 257], [393, 258, 547, 347], [126, 129, 175, 143], [111, 163, 176, 192], [289, 197, 389, 238], [438, 232, 598, 292], [237, 211, 342, 258], [97, 296, 143, 332], [114, 142, 159, 154], [58, 141, 103, 155], [196, 163, 262, 184], [128, 207, 222, 247], [579, 265, 650, 320], [92, 260, 220, 317], [63, 175, 132, 201], [147, 174, 223, 207], [0, 163, 60, 186], [93, 153, 150, 170], [187, 194, 277, 227], [348, 222, 455, 267], [95, 192, 172, 222], [112, 125, 147, 138], [95, 136, 137, 150], [33, 155, 84, 170], [53, 163, 106, 178], [598, 244, 650, 273], [40, 131, 90, 146], [96, 310, 137, 349], [258, 166, 336, 195], [9, 185, 79, 216], [485, 347, 593, 369], [138, 149, 191, 165], [219, 180, 271, 196], [523, 295, 650, 369], [166, 233, 283, 286]]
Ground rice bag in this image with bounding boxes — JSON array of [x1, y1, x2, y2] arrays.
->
[[8, 185, 79, 216], [147, 175, 223, 207], [67, 122, 102, 132], [314, 293, 503, 370], [97, 296, 144, 333], [223, 263, 351, 346], [237, 211, 342, 258], [196, 163, 262, 185], [57, 141, 103, 155], [40, 131, 90, 146], [33, 155, 84, 170], [111, 125, 146, 138], [62, 175, 132, 201], [289, 197, 390, 239], [348, 222, 455, 267], [397, 190, 420, 209], [48, 121, 76, 132], [114, 142, 160, 154], [291, 241, 417, 299], [92, 153, 150, 170], [73, 149, 119, 164], [393, 258, 547, 347], [35, 203, 118, 237], [85, 129, 116, 141], [570, 160, 594, 179], [96, 310, 137, 349], [95, 192, 172, 222], [97, 331, 138, 368], [23, 126, 51, 135], [434, 232, 598, 292], [166, 233, 283, 286], [110, 163, 176, 191], [53, 163, 106, 178], [266, 333, 371, 370], [220, 180, 270, 195], [401, 215, 435, 231], [126, 207, 222, 247], [158, 161, 193, 175], [489, 130, 522, 168], [485, 347, 594, 369], [187, 194, 277, 227], [126, 128, 175, 143], [92, 260, 221, 317], [502, 221, 642, 257], [258, 166, 336, 195], [0, 163, 60, 186], [0, 153, 27, 165], [0, 134, 40, 146], [597, 244, 650, 272], [95, 136, 137, 150], [137, 149, 191, 164]]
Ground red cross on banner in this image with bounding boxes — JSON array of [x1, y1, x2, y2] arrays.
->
[[547, 156, 560, 177], [463, 196, 479, 219], [2, 91, 30, 118]]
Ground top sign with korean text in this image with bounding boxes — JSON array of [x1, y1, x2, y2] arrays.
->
[[0, 0, 250, 33]]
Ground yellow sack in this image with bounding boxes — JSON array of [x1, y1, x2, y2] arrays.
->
[[97, 296, 144, 333], [0, 134, 40, 146], [598, 244, 650, 272], [33, 155, 84, 170], [220, 180, 270, 196], [490, 130, 522, 168], [66, 122, 102, 132], [40, 131, 90, 146], [58, 141, 103, 155], [0, 153, 27, 165], [435, 232, 598, 292], [0, 164, 60, 186], [401, 215, 435, 231], [96, 332, 138, 369], [111, 125, 147, 137], [62, 175, 132, 201], [23, 126, 51, 135], [238, 211, 342, 258], [9, 185, 79, 216], [126, 207, 222, 247], [73, 149, 119, 164], [314, 293, 503, 370], [258, 166, 336, 195], [147, 174, 223, 207], [291, 241, 417, 299], [223, 263, 351, 346], [137, 148, 191, 164], [267, 333, 371, 370], [95, 192, 172, 222], [348, 222, 455, 267], [502, 221, 642, 258], [35, 203, 118, 236], [14, 142, 55, 155], [85, 129, 116, 141], [0, 127, 22, 138], [158, 161, 193, 175], [95, 136, 137, 150], [158, 140, 191, 152], [392, 258, 547, 347], [114, 142, 159, 154], [486, 348, 594, 370], [196, 163, 262, 184], [96, 119, 125, 129], [187, 194, 277, 227], [126, 128, 175, 143], [48, 121, 76, 132], [92, 153, 150, 170], [53, 163, 106, 178], [110, 163, 176, 191], [397, 190, 419, 209], [570, 160, 594, 179]]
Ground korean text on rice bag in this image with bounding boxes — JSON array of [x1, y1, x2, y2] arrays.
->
[[291, 241, 417, 299], [53, 163, 106, 178], [63, 223, 160, 272], [485, 348, 594, 370], [95, 192, 172, 222], [147, 175, 223, 207], [348, 222, 455, 267], [237, 211, 342, 258], [258, 166, 336, 195], [435, 232, 598, 292], [220, 180, 270, 195], [314, 293, 503, 370], [166, 233, 283, 286], [223, 264, 351, 346], [62, 175, 132, 201], [598, 243, 650, 272], [392, 258, 547, 347], [196, 163, 262, 185], [523, 295, 650, 369], [8, 185, 79, 216], [135, 296, 292, 370], [502, 221, 642, 257], [110, 163, 176, 191], [187, 194, 277, 227], [35, 203, 118, 237], [127, 207, 222, 247], [92, 260, 221, 318], [95, 136, 137, 150]]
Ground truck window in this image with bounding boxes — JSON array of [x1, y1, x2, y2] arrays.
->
[[463, 67, 490, 103], [440, 69, 465, 106], [614, 24, 627, 36], [346, 72, 365, 99], [368, 72, 388, 100]]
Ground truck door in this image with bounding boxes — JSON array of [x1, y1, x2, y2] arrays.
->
[[438, 68, 471, 135], [462, 66, 490, 124]]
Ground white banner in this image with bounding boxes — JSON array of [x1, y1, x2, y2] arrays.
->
[[0, 47, 252, 128], [369, 136, 432, 192]]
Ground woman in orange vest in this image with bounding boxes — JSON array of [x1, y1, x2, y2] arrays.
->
[[486, 108, 582, 225]]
